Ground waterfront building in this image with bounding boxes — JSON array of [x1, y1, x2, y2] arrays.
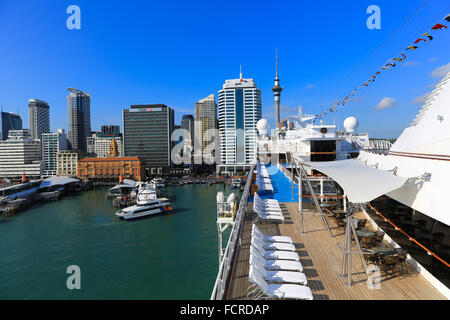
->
[[217, 70, 261, 173], [57, 150, 85, 177], [195, 94, 217, 157], [67, 88, 91, 152], [123, 104, 174, 175], [87, 132, 123, 158], [28, 99, 50, 140], [41, 129, 67, 177], [78, 140, 145, 181], [0, 129, 41, 178], [0, 111, 22, 141]]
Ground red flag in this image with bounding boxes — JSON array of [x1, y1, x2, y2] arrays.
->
[[431, 23, 447, 30]]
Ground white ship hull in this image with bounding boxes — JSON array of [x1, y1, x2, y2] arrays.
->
[[115, 199, 172, 220]]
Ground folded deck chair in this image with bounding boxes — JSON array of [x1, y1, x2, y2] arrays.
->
[[251, 233, 295, 251], [252, 224, 292, 243], [250, 263, 307, 286], [250, 247, 303, 272], [251, 243, 299, 261], [248, 268, 313, 300], [254, 202, 283, 214], [254, 213, 285, 223]]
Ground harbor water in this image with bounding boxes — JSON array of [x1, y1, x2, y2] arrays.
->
[[0, 184, 234, 299]]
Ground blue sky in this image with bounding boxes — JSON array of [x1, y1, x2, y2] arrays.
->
[[0, 0, 448, 138]]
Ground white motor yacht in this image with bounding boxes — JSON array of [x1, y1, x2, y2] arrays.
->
[[115, 196, 172, 220]]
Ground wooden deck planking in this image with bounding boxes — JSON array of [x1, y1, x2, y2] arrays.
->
[[226, 202, 446, 300]]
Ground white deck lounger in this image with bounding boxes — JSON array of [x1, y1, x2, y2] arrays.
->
[[251, 243, 299, 261], [252, 225, 292, 243], [250, 247, 303, 272], [251, 233, 295, 251], [250, 263, 308, 285], [254, 193, 279, 204], [253, 208, 285, 223], [248, 268, 313, 300], [253, 203, 283, 215]]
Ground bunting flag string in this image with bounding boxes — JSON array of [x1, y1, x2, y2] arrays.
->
[[314, 14, 449, 120]]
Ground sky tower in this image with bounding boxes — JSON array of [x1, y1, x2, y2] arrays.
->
[[272, 49, 283, 129]]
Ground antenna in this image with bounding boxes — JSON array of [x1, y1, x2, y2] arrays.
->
[[239, 65, 243, 81], [275, 48, 279, 79]]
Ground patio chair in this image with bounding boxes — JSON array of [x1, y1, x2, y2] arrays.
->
[[374, 231, 385, 244], [395, 248, 408, 274], [357, 219, 368, 230]]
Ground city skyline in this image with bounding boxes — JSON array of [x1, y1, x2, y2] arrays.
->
[[0, 1, 449, 139]]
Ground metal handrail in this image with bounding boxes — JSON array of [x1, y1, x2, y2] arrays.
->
[[210, 163, 255, 300]]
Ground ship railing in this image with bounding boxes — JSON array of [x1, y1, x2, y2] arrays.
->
[[210, 163, 255, 300]]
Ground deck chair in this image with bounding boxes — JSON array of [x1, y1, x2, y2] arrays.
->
[[248, 267, 313, 300], [252, 224, 292, 243], [251, 243, 299, 261], [249, 262, 308, 285], [251, 233, 296, 251], [249, 246, 303, 271]]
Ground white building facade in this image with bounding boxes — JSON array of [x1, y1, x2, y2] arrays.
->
[[0, 130, 41, 178], [218, 76, 261, 173], [42, 129, 67, 177]]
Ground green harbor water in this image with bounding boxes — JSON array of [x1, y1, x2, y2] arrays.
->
[[0, 184, 234, 299]]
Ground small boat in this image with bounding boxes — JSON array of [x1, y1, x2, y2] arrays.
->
[[230, 177, 242, 189], [115, 186, 171, 220], [150, 178, 165, 188], [115, 198, 172, 220]]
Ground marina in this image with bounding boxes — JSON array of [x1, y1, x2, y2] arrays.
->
[[0, 183, 237, 299]]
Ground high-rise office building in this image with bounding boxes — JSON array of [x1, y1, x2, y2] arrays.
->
[[0, 111, 22, 140], [0, 129, 41, 178], [28, 99, 50, 140], [67, 88, 91, 152], [218, 70, 261, 173], [101, 125, 120, 135], [123, 104, 174, 175], [181, 115, 194, 154], [41, 129, 67, 177], [194, 94, 217, 156]]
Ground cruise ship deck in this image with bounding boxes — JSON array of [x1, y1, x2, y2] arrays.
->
[[226, 202, 446, 300]]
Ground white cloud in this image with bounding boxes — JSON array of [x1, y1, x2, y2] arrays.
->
[[402, 61, 420, 67], [427, 57, 437, 62], [305, 84, 315, 89], [374, 97, 397, 110], [430, 62, 450, 78], [411, 92, 431, 105]]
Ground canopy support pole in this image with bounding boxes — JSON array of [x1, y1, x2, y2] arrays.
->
[[341, 203, 368, 286], [299, 163, 334, 238]]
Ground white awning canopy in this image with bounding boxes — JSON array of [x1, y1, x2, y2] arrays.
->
[[302, 159, 409, 203]]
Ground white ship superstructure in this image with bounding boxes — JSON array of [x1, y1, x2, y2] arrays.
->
[[257, 108, 376, 162]]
